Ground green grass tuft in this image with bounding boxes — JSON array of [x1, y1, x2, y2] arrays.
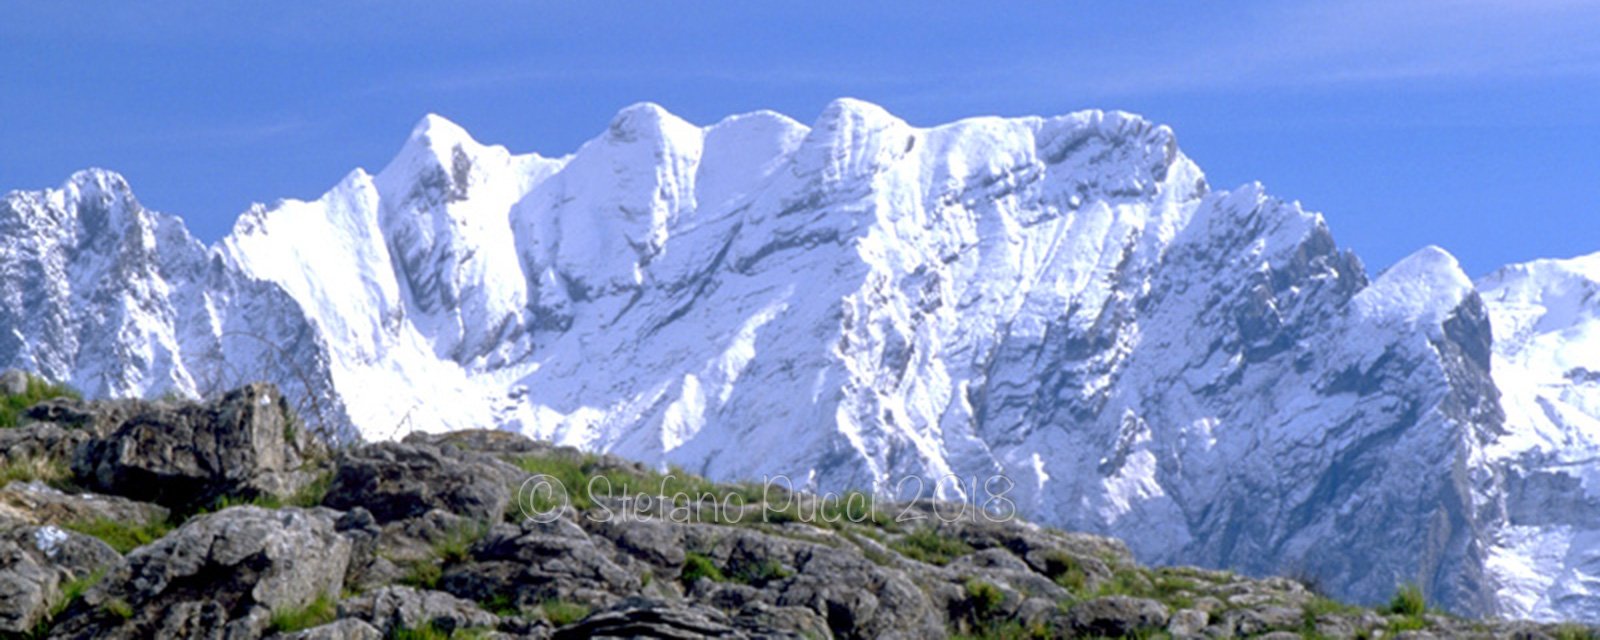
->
[[680, 552, 726, 585], [0, 454, 73, 489], [101, 598, 133, 620], [400, 559, 443, 590], [288, 471, 333, 508], [61, 516, 172, 555], [0, 374, 80, 430], [480, 592, 520, 617], [1553, 623, 1600, 640], [730, 558, 792, 585], [513, 454, 737, 516], [949, 619, 1053, 640], [1093, 567, 1154, 598], [964, 579, 1005, 620], [889, 527, 975, 566], [432, 521, 488, 565], [1388, 583, 1427, 616], [268, 593, 337, 633], [1040, 551, 1088, 595], [539, 600, 590, 626], [1387, 614, 1427, 634]]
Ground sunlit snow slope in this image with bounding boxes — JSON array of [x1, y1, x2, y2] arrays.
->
[[1, 100, 1595, 621], [1479, 253, 1600, 621]]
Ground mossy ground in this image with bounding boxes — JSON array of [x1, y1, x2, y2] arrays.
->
[[0, 374, 79, 429]]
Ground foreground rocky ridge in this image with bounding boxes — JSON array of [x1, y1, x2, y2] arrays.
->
[[0, 382, 1593, 639]]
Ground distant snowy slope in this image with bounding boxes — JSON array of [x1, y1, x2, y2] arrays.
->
[[0, 170, 343, 433], [1479, 252, 1600, 621], [2, 101, 1597, 621]]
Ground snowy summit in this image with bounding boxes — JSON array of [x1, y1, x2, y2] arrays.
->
[[2, 101, 1598, 622]]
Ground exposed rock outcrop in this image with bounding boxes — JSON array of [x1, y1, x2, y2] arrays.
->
[[72, 383, 324, 512], [0, 385, 1590, 638], [51, 506, 350, 639]]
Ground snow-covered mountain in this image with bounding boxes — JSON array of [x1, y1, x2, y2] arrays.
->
[[1478, 253, 1600, 620], [2, 99, 1596, 621]]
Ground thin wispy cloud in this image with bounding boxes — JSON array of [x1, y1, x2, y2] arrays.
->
[[1084, 0, 1600, 96], [121, 117, 316, 149]]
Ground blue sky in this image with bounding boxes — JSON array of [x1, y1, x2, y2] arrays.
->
[[3, 1, 1598, 277]]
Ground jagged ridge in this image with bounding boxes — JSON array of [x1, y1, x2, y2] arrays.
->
[[0, 101, 1597, 622]]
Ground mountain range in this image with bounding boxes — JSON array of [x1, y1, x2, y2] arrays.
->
[[2, 99, 1596, 622]]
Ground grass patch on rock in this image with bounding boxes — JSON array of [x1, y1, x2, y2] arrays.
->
[[964, 578, 1005, 619], [432, 520, 489, 565], [1039, 550, 1089, 595], [731, 558, 792, 586], [287, 470, 333, 508], [0, 375, 80, 429], [101, 598, 133, 620], [1387, 582, 1427, 616], [391, 622, 493, 640], [889, 527, 974, 566], [1553, 624, 1600, 640], [949, 620, 1052, 640], [680, 551, 726, 585], [61, 516, 172, 554], [268, 593, 337, 634], [0, 454, 73, 489], [539, 600, 590, 626], [399, 559, 443, 590], [514, 453, 742, 515]]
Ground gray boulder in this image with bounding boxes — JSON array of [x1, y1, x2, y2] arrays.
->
[[1221, 604, 1307, 636], [1167, 608, 1209, 637], [1066, 595, 1171, 637], [0, 524, 121, 634], [0, 481, 168, 530], [337, 585, 498, 636], [25, 397, 151, 437], [550, 597, 738, 639], [0, 422, 90, 468], [72, 383, 322, 511], [0, 369, 28, 396], [440, 518, 637, 610], [729, 601, 832, 639], [267, 618, 382, 640], [403, 429, 546, 458], [677, 524, 944, 639], [50, 506, 350, 639], [323, 441, 523, 524]]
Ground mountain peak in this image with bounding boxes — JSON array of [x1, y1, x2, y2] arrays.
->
[[809, 97, 904, 136], [6, 102, 1600, 623], [1356, 244, 1475, 327], [818, 97, 894, 122], [407, 113, 471, 146], [63, 168, 132, 200], [377, 114, 492, 201], [605, 102, 699, 147]]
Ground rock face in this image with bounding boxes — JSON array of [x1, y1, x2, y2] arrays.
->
[[52, 506, 350, 639], [1, 103, 1598, 620], [0, 525, 121, 635], [322, 441, 524, 524], [1065, 596, 1169, 637], [0, 388, 1592, 638], [551, 597, 742, 639], [0, 481, 169, 529], [72, 383, 322, 511], [337, 585, 500, 636]]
